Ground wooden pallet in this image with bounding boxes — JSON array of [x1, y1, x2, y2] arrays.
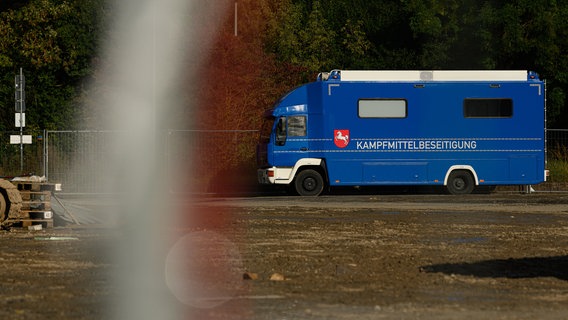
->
[[13, 187, 54, 228], [13, 181, 57, 192], [20, 191, 51, 202], [18, 219, 54, 229]]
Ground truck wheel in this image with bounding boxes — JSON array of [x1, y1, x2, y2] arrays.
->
[[446, 170, 474, 195], [0, 191, 6, 222], [294, 169, 324, 196]]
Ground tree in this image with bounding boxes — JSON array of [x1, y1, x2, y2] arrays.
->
[[403, 0, 460, 68], [264, 0, 568, 127], [266, 0, 378, 73], [265, 0, 335, 74], [0, 0, 107, 131], [473, 0, 568, 127]]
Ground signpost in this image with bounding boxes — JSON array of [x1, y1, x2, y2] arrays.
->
[[13, 68, 28, 172]]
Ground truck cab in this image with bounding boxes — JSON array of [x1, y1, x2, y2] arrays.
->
[[257, 82, 328, 195]]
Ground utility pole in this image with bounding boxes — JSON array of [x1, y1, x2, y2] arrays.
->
[[234, 1, 238, 36], [12, 68, 32, 173]]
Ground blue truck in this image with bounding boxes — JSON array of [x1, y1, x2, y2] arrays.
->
[[257, 70, 547, 196]]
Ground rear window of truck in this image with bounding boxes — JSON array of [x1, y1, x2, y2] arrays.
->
[[464, 98, 513, 118]]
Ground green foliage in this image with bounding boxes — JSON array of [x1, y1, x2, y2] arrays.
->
[[340, 19, 372, 68], [266, 0, 379, 73], [265, 0, 568, 128], [266, 0, 334, 73], [0, 0, 567, 132], [0, 0, 106, 131]]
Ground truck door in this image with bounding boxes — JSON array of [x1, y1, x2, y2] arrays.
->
[[273, 115, 308, 166]]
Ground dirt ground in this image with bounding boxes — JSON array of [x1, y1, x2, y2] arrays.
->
[[191, 192, 568, 319], [1, 191, 568, 319], [0, 226, 113, 320]]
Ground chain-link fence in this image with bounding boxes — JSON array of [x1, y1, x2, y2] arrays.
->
[[547, 129, 568, 152], [0, 129, 566, 194], [45, 131, 119, 193], [42, 129, 259, 194], [166, 130, 259, 194], [0, 130, 45, 177]]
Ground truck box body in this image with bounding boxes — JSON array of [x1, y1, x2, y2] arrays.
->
[[257, 70, 546, 196]]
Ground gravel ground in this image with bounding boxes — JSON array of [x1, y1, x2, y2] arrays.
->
[[190, 192, 568, 319], [1, 192, 568, 319]]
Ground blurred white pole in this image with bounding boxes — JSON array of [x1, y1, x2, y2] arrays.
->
[[96, 0, 230, 319]]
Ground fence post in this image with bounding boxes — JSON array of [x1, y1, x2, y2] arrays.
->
[[44, 130, 48, 180], [42, 129, 49, 181]]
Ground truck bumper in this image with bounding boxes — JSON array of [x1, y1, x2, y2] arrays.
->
[[258, 167, 294, 185], [258, 159, 323, 185], [257, 168, 274, 184]]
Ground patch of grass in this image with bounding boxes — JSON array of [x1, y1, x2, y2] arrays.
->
[[548, 146, 568, 182], [547, 159, 568, 182]]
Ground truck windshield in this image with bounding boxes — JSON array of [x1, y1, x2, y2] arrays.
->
[[275, 117, 286, 146]]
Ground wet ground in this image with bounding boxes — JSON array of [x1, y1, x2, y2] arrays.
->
[[1, 192, 568, 319]]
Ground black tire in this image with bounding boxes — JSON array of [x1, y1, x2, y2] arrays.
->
[[0, 189, 7, 222], [446, 170, 475, 195], [294, 169, 325, 196], [0, 180, 22, 221]]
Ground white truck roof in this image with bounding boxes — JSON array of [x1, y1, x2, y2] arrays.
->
[[338, 70, 528, 82]]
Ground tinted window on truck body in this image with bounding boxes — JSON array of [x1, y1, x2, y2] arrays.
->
[[358, 99, 407, 118], [464, 98, 513, 118]]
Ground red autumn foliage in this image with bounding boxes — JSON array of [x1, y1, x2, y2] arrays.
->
[[195, 0, 297, 131], [190, 0, 306, 193]]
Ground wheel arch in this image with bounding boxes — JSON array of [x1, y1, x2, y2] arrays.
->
[[286, 158, 327, 184], [443, 165, 479, 186]]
